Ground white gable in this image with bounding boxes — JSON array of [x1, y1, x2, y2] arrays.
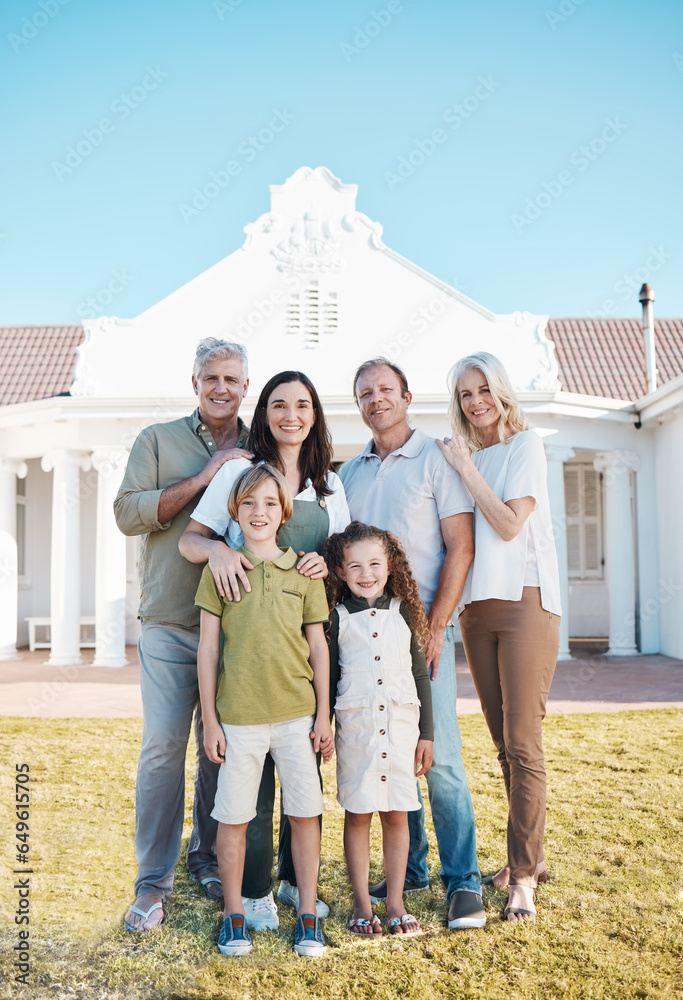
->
[[71, 166, 559, 399]]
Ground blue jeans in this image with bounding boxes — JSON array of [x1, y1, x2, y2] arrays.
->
[[406, 625, 481, 899]]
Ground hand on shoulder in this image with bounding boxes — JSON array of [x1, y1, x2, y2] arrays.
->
[[198, 455, 254, 498], [437, 435, 471, 473]]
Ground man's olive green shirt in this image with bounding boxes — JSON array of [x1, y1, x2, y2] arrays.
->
[[114, 409, 249, 628], [195, 546, 329, 726]]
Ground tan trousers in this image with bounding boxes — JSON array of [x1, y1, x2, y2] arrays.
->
[[459, 587, 560, 887]]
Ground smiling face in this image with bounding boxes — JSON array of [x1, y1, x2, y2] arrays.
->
[[354, 364, 411, 436], [457, 368, 500, 436], [337, 538, 390, 607], [192, 356, 249, 425], [236, 478, 283, 549], [264, 379, 316, 447]]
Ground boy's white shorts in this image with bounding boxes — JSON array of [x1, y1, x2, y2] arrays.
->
[[211, 714, 323, 824]]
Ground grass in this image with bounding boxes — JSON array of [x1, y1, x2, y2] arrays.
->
[[1, 710, 682, 1000]]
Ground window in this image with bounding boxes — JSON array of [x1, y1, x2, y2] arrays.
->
[[565, 464, 603, 579], [286, 293, 301, 334], [323, 291, 338, 335], [304, 281, 320, 348], [286, 281, 338, 347]]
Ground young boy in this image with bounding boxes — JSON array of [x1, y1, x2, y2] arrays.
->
[[196, 463, 334, 958]]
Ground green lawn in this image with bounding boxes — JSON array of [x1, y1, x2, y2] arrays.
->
[[1, 710, 682, 1000]]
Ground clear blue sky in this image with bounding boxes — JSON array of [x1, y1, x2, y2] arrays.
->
[[1, 0, 682, 325]]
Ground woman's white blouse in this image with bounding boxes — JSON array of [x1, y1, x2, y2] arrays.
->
[[459, 430, 562, 616], [191, 458, 351, 549]]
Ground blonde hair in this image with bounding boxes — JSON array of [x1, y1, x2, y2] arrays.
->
[[227, 463, 293, 525], [448, 352, 531, 449]]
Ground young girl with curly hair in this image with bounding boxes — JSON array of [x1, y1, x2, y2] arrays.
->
[[323, 522, 434, 938]]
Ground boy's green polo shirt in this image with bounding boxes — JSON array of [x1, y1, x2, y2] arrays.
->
[[195, 546, 329, 726]]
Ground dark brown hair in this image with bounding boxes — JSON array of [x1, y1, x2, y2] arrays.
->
[[352, 357, 410, 402], [323, 521, 429, 646], [247, 371, 333, 497]]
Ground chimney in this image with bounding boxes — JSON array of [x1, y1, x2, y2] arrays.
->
[[639, 283, 657, 395]]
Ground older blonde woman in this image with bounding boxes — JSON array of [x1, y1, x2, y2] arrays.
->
[[437, 352, 560, 922]]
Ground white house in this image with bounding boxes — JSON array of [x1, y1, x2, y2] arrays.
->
[[2, 166, 683, 667]]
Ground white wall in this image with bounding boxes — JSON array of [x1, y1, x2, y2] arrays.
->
[[653, 413, 683, 658], [568, 582, 609, 638], [79, 467, 97, 616], [16, 460, 99, 648], [17, 460, 52, 647], [125, 535, 141, 645], [634, 434, 661, 653]]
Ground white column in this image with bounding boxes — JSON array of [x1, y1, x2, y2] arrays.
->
[[92, 448, 129, 667], [0, 459, 28, 660], [41, 449, 91, 666], [545, 445, 575, 660], [594, 451, 640, 656]]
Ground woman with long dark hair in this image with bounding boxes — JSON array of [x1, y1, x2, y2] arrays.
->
[[179, 370, 349, 930]]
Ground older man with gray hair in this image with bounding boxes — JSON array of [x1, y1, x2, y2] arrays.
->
[[115, 338, 251, 931]]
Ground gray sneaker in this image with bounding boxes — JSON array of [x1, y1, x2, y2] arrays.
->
[[448, 891, 486, 930], [277, 880, 330, 919]]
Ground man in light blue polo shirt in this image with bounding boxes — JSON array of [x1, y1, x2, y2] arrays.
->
[[339, 357, 485, 930]]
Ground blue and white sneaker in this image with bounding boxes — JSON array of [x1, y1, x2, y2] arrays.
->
[[293, 913, 327, 957], [217, 913, 253, 956]]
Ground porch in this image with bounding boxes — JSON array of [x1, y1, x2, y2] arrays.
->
[[2, 644, 681, 718]]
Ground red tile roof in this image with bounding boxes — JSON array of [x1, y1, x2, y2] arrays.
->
[[548, 318, 683, 401], [1, 318, 682, 405], [0, 325, 86, 406]]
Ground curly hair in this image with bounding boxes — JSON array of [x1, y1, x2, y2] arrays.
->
[[323, 521, 429, 647]]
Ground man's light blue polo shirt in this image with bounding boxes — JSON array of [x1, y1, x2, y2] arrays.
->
[[339, 428, 474, 614]]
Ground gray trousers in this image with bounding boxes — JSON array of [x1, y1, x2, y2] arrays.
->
[[135, 621, 292, 899], [134, 622, 221, 899]]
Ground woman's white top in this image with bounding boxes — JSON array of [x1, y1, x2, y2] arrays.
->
[[191, 457, 350, 549], [459, 430, 562, 616]]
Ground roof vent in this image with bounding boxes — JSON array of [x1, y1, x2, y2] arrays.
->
[[638, 283, 657, 394]]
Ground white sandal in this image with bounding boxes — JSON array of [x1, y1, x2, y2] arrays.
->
[[124, 900, 165, 932]]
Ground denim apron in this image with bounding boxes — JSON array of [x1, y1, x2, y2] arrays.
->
[[278, 496, 330, 556]]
